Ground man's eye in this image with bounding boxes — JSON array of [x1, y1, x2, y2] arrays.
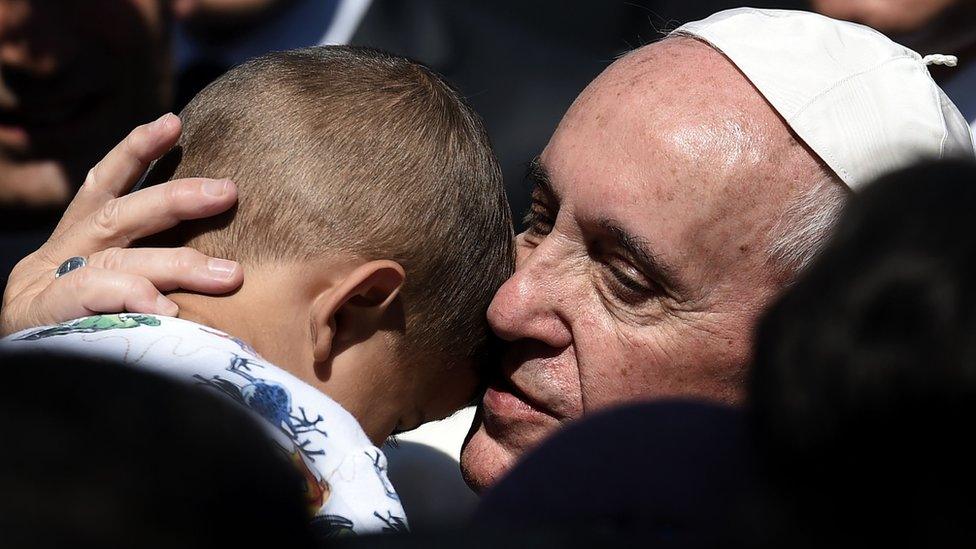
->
[[524, 200, 555, 236], [604, 261, 655, 304]]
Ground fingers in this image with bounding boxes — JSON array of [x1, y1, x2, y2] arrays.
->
[[56, 113, 182, 234], [33, 267, 180, 326], [88, 247, 243, 294], [52, 177, 237, 258], [85, 112, 182, 198]]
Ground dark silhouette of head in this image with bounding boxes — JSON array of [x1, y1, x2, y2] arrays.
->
[[0, 349, 313, 548], [750, 160, 976, 546]]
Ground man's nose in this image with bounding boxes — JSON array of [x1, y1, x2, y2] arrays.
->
[[487, 239, 574, 349]]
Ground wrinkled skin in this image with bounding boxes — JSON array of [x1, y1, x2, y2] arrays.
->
[[461, 38, 830, 490]]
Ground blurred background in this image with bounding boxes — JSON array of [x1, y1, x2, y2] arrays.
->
[[2, 0, 975, 529]]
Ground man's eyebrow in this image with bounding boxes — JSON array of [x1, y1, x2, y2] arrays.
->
[[600, 219, 687, 296], [526, 156, 558, 201]]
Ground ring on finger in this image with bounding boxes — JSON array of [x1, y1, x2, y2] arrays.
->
[[55, 256, 88, 279]]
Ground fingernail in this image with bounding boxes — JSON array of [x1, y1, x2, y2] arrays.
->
[[208, 258, 239, 279], [156, 295, 179, 316], [150, 112, 173, 131], [202, 179, 230, 197]]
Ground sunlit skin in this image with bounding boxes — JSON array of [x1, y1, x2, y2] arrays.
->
[[461, 37, 830, 490], [169, 260, 480, 445]]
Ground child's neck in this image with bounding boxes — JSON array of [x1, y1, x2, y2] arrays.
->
[[170, 278, 308, 377], [166, 264, 399, 445]]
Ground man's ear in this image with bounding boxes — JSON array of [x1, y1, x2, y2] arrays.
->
[[310, 260, 406, 363]]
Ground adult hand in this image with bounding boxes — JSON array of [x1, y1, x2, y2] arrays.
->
[[0, 113, 244, 336]]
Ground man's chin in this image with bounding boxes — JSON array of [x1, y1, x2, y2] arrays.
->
[[459, 408, 564, 492], [459, 423, 516, 493]]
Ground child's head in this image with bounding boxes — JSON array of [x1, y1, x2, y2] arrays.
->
[[149, 46, 513, 438]]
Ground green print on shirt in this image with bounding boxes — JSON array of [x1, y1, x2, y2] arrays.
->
[[16, 314, 162, 341]]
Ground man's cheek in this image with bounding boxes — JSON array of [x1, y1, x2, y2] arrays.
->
[[575, 322, 680, 409], [569, 302, 629, 411], [531, 355, 583, 417]]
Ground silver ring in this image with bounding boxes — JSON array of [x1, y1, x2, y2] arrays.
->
[[55, 256, 88, 278]]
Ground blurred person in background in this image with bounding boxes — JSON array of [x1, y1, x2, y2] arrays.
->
[[172, 0, 370, 109], [0, 0, 311, 211], [810, 0, 971, 33], [810, 0, 976, 129], [0, 0, 171, 277], [0, 0, 312, 280], [749, 160, 976, 547]]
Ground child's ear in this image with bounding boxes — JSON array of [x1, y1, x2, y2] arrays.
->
[[310, 260, 406, 363]]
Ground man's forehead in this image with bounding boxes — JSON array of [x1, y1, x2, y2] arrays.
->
[[543, 98, 770, 216], [547, 33, 816, 208], [595, 38, 745, 102], [537, 137, 794, 301], [539, 136, 715, 242], [537, 37, 823, 285]]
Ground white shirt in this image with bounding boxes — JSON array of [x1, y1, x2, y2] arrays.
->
[[1, 313, 407, 536]]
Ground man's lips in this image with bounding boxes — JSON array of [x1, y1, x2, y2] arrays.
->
[[482, 378, 561, 433]]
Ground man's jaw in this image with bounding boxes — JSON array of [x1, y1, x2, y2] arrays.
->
[[460, 338, 585, 490], [460, 421, 515, 492], [459, 378, 568, 492]]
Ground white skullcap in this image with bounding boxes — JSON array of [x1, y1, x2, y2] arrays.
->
[[672, 8, 976, 191]]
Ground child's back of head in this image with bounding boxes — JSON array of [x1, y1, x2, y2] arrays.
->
[[149, 46, 513, 369]]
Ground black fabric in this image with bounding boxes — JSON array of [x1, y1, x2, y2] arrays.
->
[[473, 400, 755, 546]]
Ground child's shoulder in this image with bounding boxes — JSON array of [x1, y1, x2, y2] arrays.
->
[[1, 314, 407, 533], [6, 313, 165, 340], [2, 314, 245, 365]]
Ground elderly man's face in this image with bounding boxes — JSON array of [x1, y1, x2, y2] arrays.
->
[[461, 38, 828, 489]]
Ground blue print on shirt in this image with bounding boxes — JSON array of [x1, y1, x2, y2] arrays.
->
[[193, 353, 328, 455]]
